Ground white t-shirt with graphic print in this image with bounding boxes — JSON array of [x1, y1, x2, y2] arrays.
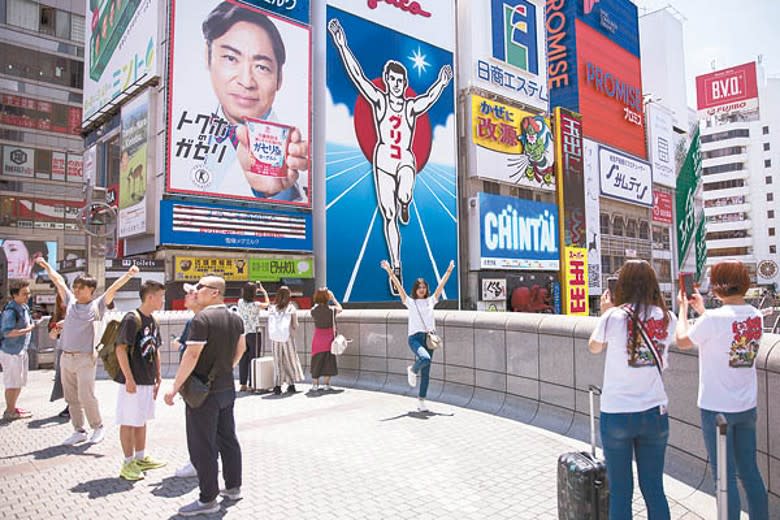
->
[[405, 296, 439, 336], [590, 305, 676, 413], [687, 304, 762, 413]]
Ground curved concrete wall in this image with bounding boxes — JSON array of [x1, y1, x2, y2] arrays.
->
[[115, 309, 780, 510]]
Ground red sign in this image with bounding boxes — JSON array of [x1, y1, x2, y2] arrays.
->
[[367, 0, 431, 17], [696, 62, 759, 117], [0, 93, 82, 136], [575, 21, 646, 159], [67, 156, 83, 179], [652, 190, 673, 224]]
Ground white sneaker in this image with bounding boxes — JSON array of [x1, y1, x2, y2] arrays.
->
[[323, 384, 332, 391], [89, 425, 105, 444], [62, 430, 88, 446], [417, 398, 430, 413], [407, 366, 417, 387], [311, 383, 319, 391], [175, 462, 198, 478]]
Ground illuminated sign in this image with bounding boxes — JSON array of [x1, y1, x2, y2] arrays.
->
[[562, 246, 589, 315], [546, 0, 576, 92], [554, 107, 586, 248], [584, 61, 642, 113], [696, 62, 759, 118], [249, 257, 314, 281], [174, 256, 249, 282], [652, 190, 673, 224], [492, 0, 539, 74], [598, 144, 652, 206]]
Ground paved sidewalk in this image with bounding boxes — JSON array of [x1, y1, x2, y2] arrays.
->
[[0, 371, 715, 519]]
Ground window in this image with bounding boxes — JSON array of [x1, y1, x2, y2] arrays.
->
[[702, 146, 745, 159], [39, 5, 55, 36], [625, 219, 637, 238], [765, 143, 771, 151], [771, 245, 777, 254], [764, 126, 770, 135], [70, 14, 85, 43], [769, 193, 775, 202], [766, 159, 772, 168], [34, 149, 52, 178], [701, 129, 750, 143], [601, 255, 611, 275], [703, 179, 746, 191], [612, 216, 624, 236], [0, 42, 84, 89], [483, 180, 500, 195], [639, 221, 650, 240], [702, 162, 745, 175], [767, 176, 773, 185], [6, 0, 39, 32], [770, 210, 776, 219], [600, 213, 610, 234], [55, 10, 70, 40], [770, 228, 776, 237]]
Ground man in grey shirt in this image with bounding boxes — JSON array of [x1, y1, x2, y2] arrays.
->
[[36, 258, 140, 446]]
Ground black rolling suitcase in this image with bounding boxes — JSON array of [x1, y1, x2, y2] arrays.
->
[[557, 385, 609, 519]]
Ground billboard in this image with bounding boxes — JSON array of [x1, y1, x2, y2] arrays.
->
[[83, 0, 160, 121], [325, 1, 458, 302], [696, 62, 759, 118], [159, 199, 312, 252], [0, 239, 57, 280], [652, 190, 673, 224], [167, 0, 311, 207], [470, 93, 554, 189], [545, 0, 579, 110], [460, 0, 548, 110], [51, 152, 67, 181], [583, 138, 602, 295], [68, 154, 84, 181], [249, 256, 313, 281], [598, 144, 653, 207], [562, 246, 589, 315], [471, 192, 559, 271], [174, 256, 249, 282], [554, 108, 586, 248], [118, 91, 151, 238], [646, 103, 675, 188], [1, 94, 81, 136], [2, 146, 34, 177], [576, 0, 640, 56]]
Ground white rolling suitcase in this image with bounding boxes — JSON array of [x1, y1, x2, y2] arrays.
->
[[247, 332, 274, 392]]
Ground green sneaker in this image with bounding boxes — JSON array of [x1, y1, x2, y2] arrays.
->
[[134, 455, 167, 471], [119, 460, 144, 481]]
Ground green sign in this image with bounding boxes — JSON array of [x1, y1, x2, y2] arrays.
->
[[695, 212, 707, 282], [248, 257, 313, 282], [676, 128, 701, 267]]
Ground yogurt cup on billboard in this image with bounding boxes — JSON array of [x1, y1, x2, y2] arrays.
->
[[244, 117, 292, 178]]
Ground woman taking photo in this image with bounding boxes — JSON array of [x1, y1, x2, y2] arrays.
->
[[588, 260, 676, 520], [236, 282, 269, 392], [309, 287, 342, 391], [380, 259, 454, 413], [676, 260, 768, 519], [267, 286, 304, 395]]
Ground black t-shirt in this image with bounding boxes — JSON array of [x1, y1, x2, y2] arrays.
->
[[116, 310, 161, 385], [310, 304, 334, 329], [188, 305, 244, 391]]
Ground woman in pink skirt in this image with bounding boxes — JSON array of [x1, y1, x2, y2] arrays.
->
[[309, 288, 342, 391]]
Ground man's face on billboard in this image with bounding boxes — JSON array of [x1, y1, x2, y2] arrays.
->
[[207, 21, 282, 124], [386, 70, 406, 98]]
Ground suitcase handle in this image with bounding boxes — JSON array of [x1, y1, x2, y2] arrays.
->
[[588, 385, 602, 458], [715, 413, 728, 520]]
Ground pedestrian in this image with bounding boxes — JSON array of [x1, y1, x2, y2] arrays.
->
[[676, 260, 769, 519], [115, 280, 167, 481], [588, 259, 676, 520], [47, 293, 69, 417], [164, 276, 246, 517], [1, 280, 35, 421], [267, 285, 304, 395], [35, 257, 139, 446], [380, 259, 455, 413], [309, 287, 342, 392], [236, 282, 269, 392]]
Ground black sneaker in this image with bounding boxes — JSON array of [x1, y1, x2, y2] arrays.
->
[[286, 385, 297, 394], [400, 202, 410, 225], [273, 386, 282, 395]]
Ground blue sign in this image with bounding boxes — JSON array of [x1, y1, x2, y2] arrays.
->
[[159, 199, 312, 252], [545, 0, 579, 112], [578, 0, 640, 57], [491, 0, 539, 75], [239, 0, 310, 25], [478, 193, 559, 271]]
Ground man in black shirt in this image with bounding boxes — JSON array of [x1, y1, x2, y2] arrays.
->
[[115, 280, 167, 481], [164, 276, 246, 517]]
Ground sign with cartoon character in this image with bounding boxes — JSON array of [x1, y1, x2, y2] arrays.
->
[[469, 94, 554, 190], [326, 0, 458, 302]]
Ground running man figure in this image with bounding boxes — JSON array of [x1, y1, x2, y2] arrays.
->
[[328, 18, 453, 295]]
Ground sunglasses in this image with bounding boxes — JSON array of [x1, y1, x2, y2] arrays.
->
[[196, 283, 218, 291]]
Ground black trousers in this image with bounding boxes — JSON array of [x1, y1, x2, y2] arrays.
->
[[185, 388, 242, 503], [238, 333, 261, 385]]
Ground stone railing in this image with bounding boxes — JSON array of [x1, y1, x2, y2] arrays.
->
[[104, 309, 780, 510]]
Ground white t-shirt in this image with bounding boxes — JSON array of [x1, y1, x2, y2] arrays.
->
[[405, 296, 438, 336], [590, 305, 676, 413], [687, 305, 762, 413]]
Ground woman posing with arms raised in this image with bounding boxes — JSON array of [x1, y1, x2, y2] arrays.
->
[[309, 287, 342, 392], [380, 259, 455, 413], [588, 260, 676, 520]]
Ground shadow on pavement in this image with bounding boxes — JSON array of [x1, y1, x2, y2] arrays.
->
[[305, 388, 346, 398], [26, 415, 69, 429], [167, 498, 239, 519], [379, 410, 455, 422], [0, 442, 104, 461], [150, 476, 199, 498], [71, 477, 135, 498]]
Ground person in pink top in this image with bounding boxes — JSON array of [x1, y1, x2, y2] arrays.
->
[[309, 288, 342, 392]]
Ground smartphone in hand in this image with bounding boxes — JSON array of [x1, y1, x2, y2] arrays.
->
[[680, 272, 695, 300], [607, 277, 618, 302]]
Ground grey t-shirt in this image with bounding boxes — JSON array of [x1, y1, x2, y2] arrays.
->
[[59, 289, 107, 353]]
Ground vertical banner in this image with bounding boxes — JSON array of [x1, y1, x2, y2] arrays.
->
[[562, 246, 589, 315], [81, 146, 96, 184], [583, 138, 602, 295], [325, 1, 458, 302], [694, 212, 707, 282], [554, 107, 586, 248], [676, 128, 702, 267], [119, 90, 150, 238], [167, 0, 312, 207], [51, 152, 67, 181]]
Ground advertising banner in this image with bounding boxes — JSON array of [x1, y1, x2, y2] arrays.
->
[[652, 190, 673, 224], [598, 144, 653, 206], [248, 256, 313, 281], [460, 0, 548, 110], [174, 256, 249, 282], [83, 0, 159, 121], [646, 104, 675, 188], [2, 146, 34, 177], [51, 152, 67, 181], [325, 0, 458, 302], [554, 108, 587, 248], [167, 0, 312, 207], [562, 246, 588, 315], [694, 213, 707, 282], [481, 278, 507, 301], [473, 192, 559, 271], [1, 93, 82, 136], [159, 199, 312, 252], [0, 239, 57, 280], [545, 0, 579, 110], [676, 129, 701, 267], [583, 138, 602, 295], [470, 93, 554, 189], [576, 0, 640, 56], [696, 62, 759, 118], [119, 91, 150, 238], [68, 155, 84, 181]]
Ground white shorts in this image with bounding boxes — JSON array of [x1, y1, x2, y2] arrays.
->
[[0, 351, 28, 388], [116, 384, 156, 427]]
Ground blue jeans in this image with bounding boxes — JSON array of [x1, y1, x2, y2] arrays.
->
[[600, 406, 670, 520], [408, 332, 432, 398], [700, 408, 768, 520]]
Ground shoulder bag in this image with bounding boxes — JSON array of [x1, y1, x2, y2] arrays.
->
[[179, 363, 218, 409], [330, 307, 350, 355], [413, 299, 443, 350], [621, 305, 664, 376]]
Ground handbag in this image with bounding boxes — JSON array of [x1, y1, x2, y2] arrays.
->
[[413, 299, 443, 350], [621, 305, 664, 376], [330, 307, 351, 355], [179, 365, 218, 408]]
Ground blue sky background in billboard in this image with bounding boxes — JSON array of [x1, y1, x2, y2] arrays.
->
[[577, 0, 640, 56], [491, 0, 539, 75], [326, 5, 457, 303]]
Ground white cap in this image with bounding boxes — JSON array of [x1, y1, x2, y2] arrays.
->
[[183, 283, 198, 293]]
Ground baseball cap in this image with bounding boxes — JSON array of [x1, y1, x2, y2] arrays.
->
[[183, 283, 198, 293]]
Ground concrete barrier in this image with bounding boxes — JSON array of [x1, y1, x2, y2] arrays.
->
[[108, 309, 780, 511]]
